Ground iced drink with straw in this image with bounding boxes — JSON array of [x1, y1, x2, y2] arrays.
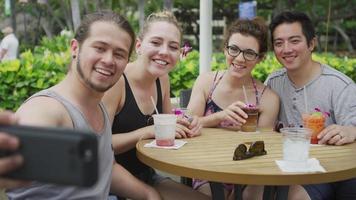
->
[[241, 104, 259, 132], [240, 85, 259, 132], [302, 108, 329, 144], [153, 114, 177, 146]]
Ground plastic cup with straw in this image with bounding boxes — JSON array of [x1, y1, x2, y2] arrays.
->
[[301, 86, 325, 144], [150, 96, 177, 146], [241, 85, 259, 132]]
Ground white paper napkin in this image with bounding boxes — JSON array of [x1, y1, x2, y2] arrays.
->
[[275, 158, 326, 173], [144, 140, 187, 150]]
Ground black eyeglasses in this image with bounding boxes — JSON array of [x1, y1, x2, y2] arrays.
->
[[233, 141, 267, 160], [226, 45, 259, 61]]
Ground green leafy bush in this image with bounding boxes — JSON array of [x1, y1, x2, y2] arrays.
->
[[170, 51, 200, 97], [1, 38, 355, 110], [0, 34, 71, 111], [169, 50, 356, 97]]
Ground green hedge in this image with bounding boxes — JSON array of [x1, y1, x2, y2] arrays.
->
[[1, 37, 355, 111], [0, 34, 71, 111], [170, 50, 356, 97]]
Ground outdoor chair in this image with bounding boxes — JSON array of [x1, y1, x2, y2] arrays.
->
[[179, 88, 192, 108]]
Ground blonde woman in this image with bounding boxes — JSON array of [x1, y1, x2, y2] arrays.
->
[[104, 11, 207, 200]]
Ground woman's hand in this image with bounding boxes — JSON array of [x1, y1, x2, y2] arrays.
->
[[176, 114, 202, 138], [218, 101, 247, 126]]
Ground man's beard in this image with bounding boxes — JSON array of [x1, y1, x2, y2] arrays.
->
[[76, 55, 114, 93]]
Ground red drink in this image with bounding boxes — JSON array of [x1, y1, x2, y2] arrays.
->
[[302, 113, 325, 144], [156, 139, 175, 146], [153, 114, 177, 147], [241, 106, 259, 132]]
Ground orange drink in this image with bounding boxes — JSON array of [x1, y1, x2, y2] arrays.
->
[[302, 113, 325, 144]]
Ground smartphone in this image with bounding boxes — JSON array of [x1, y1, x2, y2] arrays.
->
[[0, 124, 98, 187]]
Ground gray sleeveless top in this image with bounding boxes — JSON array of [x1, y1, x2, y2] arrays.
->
[[7, 89, 114, 200]]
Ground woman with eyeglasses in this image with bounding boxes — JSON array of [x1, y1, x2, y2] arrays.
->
[[187, 18, 280, 199]]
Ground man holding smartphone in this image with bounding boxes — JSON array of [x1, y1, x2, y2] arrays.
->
[[6, 11, 160, 199]]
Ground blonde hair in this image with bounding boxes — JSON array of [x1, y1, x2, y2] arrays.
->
[[138, 10, 182, 41]]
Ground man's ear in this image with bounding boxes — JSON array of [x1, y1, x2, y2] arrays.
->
[[308, 37, 317, 52], [70, 39, 79, 58]]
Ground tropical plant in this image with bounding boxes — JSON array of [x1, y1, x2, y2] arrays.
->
[[0, 33, 71, 111], [169, 50, 356, 97]]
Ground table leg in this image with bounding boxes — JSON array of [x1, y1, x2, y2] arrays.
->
[[262, 186, 289, 200], [209, 182, 225, 200], [275, 186, 289, 200], [234, 184, 243, 200], [263, 186, 276, 200]]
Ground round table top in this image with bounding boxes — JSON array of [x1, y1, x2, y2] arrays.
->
[[136, 128, 356, 185]]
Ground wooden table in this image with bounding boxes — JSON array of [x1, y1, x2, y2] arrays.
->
[[137, 128, 356, 199]]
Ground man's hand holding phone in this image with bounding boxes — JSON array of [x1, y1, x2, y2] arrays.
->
[[0, 111, 28, 188]]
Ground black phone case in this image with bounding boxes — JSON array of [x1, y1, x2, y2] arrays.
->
[[0, 124, 98, 187]]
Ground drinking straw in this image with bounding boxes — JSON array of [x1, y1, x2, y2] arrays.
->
[[150, 96, 159, 114], [242, 85, 248, 104], [303, 86, 308, 113]]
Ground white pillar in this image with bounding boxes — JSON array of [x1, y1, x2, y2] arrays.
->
[[199, 0, 213, 74]]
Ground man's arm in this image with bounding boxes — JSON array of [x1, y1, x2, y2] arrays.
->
[[0, 48, 7, 60], [110, 163, 161, 200], [318, 84, 356, 145], [16, 96, 68, 128]]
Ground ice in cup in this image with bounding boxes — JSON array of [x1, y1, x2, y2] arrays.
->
[[302, 112, 325, 144], [281, 127, 311, 166], [152, 114, 177, 146], [241, 104, 259, 132]]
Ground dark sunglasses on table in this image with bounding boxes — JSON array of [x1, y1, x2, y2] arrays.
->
[[233, 141, 267, 160], [226, 45, 260, 61]]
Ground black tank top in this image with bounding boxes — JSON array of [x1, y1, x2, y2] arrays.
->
[[112, 74, 162, 176]]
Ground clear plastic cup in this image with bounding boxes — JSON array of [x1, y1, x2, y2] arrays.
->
[[241, 106, 259, 132], [302, 113, 325, 144], [280, 127, 311, 166], [152, 114, 177, 146]]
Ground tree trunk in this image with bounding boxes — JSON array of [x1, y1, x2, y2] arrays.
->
[[332, 23, 354, 52], [46, 3, 65, 30], [83, 0, 89, 14], [71, 0, 81, 31], [95, 0, 103, 10], [61, 0, 73, 31], [40, 18, 53, 38], [10, 0, 16, 31], [273, 0, 286, 17], [138, 0, 145, 30], [164, 0, 173, 11]]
